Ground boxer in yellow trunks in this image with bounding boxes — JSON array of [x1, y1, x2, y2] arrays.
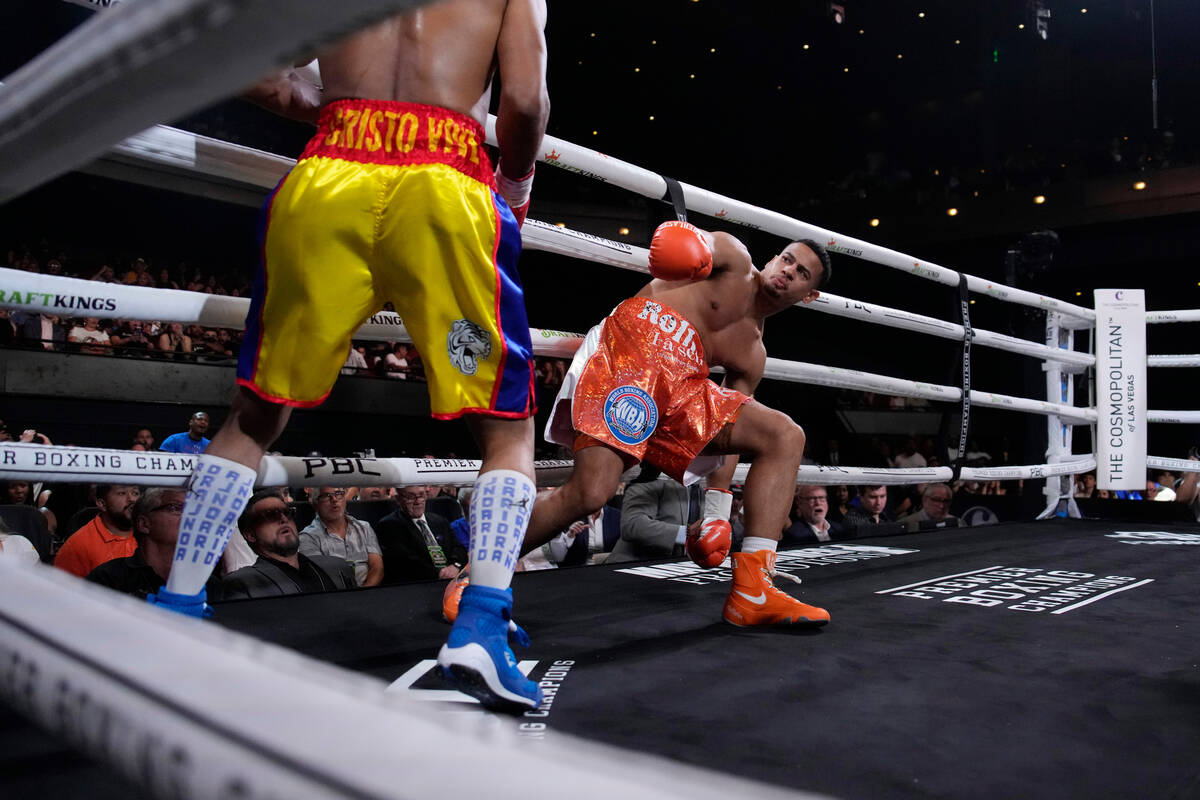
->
[[530, 222, 836, 627], [243, 99, 531, 417], [156, 0, 552, 714]]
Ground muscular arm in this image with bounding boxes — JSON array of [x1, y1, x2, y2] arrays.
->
[[493, 0, 549, 177], [242, 62, 323, 124]]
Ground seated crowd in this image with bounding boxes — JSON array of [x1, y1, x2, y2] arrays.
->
[[3, 411, 1197, 592]]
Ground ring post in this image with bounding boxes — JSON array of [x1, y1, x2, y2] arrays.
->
[[1038, 311, 1081, 518]]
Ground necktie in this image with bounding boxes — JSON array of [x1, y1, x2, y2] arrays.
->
[[417, 518, 446, 567]]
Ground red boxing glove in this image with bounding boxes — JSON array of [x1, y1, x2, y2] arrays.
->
[[686, 488, 733, 568], [648, 220, 713, 281], [495, 163, 534, 227]]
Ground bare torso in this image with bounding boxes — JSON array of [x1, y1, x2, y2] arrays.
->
[[635, 232, 768, 380], [318, 0, 508, 124]]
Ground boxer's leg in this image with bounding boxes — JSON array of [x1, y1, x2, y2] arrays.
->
[[521, 442, 627, 555], [706, 403, 829, 627]]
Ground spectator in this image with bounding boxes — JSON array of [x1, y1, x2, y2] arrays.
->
[[54, 484, 141, 577], [132, 428, 155, 451], [67, 317, 112, 355], [90, 264, 117, 283], [1074, 472, 1098, 499], [964, 439, 992, 467], [0, 517, 39, 565], [843, 484, 895, 531], [828, 484, 852, 524], [382, 342, 409, 379], [358, 486, 390, 501], [224, 490, 355, 598], [784, 485, 845, 543], [159, 411, 211, 454], [297, 486, 383, 587], [122, 257, 150, 285], [899, 483, 962, 531], [86, 487, 223, 599], [341, 345, 368, 375], [375, 485, 464, 584], [15, 312, 65, 351], [1145, 475, 1176, 502], [111, 319, 156, 353], [2, 479, 57, 538], [158, 322, 194, 358], [608, 472, 694, 564], [448, 488, 472, 552], [0, 309, 15, 346], [533, 502, 622, 568], [893, 438, 927, 469]]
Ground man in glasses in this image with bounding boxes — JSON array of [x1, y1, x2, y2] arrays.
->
[[376, 485, 466, 585], [783, 484, 846, 544], [298, 486, 383, 587], [899, 483, 962, 532], [88, 487, 223, 601], [225, 490, 355, 599]]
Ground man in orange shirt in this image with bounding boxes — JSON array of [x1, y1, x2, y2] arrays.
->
[[55, 484, 141, 577]]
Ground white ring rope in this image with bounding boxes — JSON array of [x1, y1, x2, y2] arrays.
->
[[0, 267, 1097, 422], [12, 443, 1180, 493], [1146, 309, 1200, 324], [80, 122, 1105, 373], [1147, 354, 1200, 368], [0, 0, 438, 202], [0, 267, 585, 359], [521, 220, 1096, 372], [486, 120, 1099, 328]]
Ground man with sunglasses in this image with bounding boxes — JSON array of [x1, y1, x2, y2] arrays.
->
[[298, 486, 383, 587], [88, 488, 224, 601], [224, 490, 355, 599]]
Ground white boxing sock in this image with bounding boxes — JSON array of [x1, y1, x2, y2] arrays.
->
[[165, 454, 257, 595], [740, 536, 778, 555], [469, 469, 535, 590]]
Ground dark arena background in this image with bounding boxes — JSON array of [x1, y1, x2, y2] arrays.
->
[[1, 1, 1198, 798]]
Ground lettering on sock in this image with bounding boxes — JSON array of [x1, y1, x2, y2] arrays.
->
[[470, 473, 533, 572]]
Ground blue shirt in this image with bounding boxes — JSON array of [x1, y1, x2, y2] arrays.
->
[[159, 432, 210, 454]]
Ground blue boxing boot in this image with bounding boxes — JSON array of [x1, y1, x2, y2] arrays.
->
[[438, 585, 542, 713]]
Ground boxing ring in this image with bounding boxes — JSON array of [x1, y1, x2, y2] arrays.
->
[[3, 2, 1200, 798]]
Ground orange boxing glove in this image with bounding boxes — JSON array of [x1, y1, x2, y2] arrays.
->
[[648, 220, 713, 281], [495, 163, 534, 227], [686, 488, 732, 568]]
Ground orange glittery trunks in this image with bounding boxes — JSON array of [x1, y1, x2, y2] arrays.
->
[[544, 297, 751, 484]]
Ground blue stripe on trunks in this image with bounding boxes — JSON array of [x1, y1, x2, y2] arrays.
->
[[490, 191, 534, 415]]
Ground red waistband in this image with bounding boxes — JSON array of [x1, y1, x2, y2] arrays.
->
[[301, 99, 494, 187]]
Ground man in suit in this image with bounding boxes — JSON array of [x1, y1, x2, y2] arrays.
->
[[223, 490, 355, 599], [15, 312, 65, 351], [375, 485, 466, 584], [607, 473, 697, 564], [783, 484, 846, 544]]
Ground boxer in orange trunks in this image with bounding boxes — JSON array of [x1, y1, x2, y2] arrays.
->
[[533, 221, 834, 626]]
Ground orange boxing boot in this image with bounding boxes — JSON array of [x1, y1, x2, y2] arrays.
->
[[722, 549, 830, 627]]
